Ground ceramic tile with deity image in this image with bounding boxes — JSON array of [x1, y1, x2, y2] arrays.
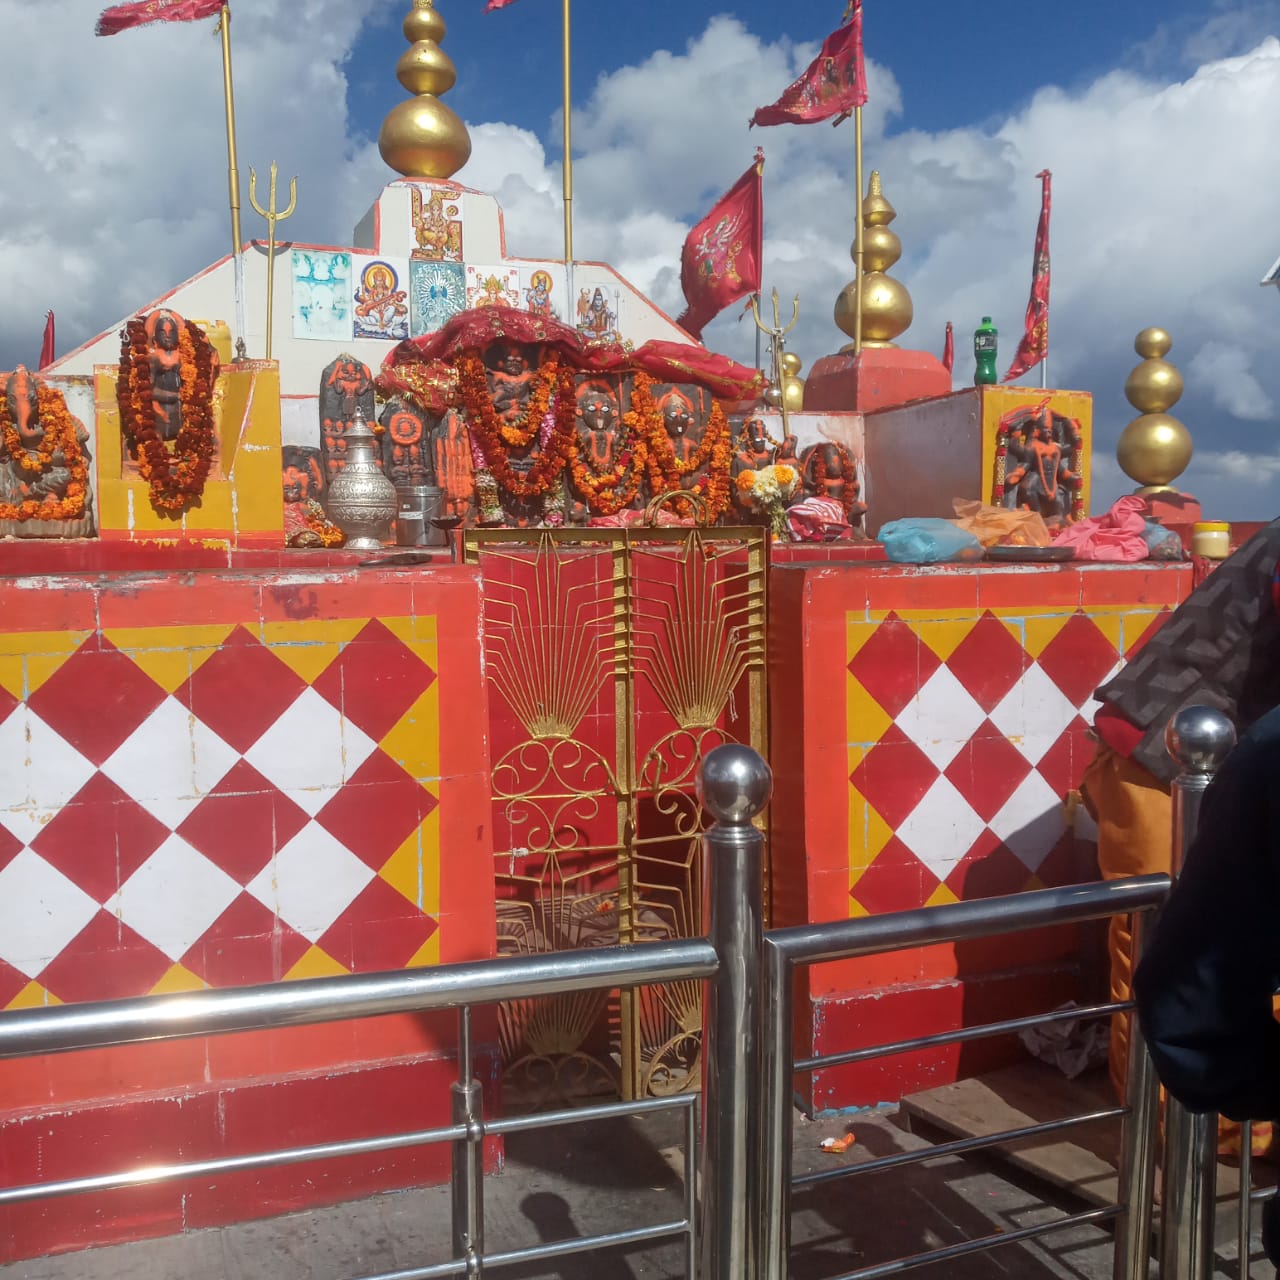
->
[[465, 265, 521, 311], [351, 257, 411, 342], [291, 250, 353, 341], [409, 260, 466, 338]]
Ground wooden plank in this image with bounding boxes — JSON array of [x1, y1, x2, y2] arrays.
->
[[901, 1061, 1243, 1209]]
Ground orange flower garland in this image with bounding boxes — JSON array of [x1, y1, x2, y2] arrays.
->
[[303, 499, 345, 547], [457, 350, 577, 500], [812, 443, 860, 521], [568, 428, 648, 516], [0, 384, 89, 523], [457, 352, 561, 449], [117, 316, 219, 515]]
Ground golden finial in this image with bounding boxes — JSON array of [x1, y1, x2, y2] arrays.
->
[[1116, 327, 1193, 491], [378, 0, 472, 180], [780, 351, 806, 412], [834, 171, 913, 351]]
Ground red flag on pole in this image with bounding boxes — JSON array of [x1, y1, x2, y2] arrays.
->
[[38, 312, 55, 371], [750, 4, 867, 128], [485, 0, 518, 8], [1003, 170, 1052, 382], [96, 0, 223, 37], [942, 321, 954, 374], [676, 153, 765, 341]]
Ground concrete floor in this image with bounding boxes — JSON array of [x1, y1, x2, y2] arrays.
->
[[1, 1105, 1270, 1280]]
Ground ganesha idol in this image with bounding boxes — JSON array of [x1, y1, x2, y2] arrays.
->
[[0, 366, 95, 538]]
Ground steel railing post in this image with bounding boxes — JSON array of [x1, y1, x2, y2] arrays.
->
[[1159, 705, 1237, 1280], [698, 743, 772, 1280], [759, 937, 794, 1280], [451, 1004, 485, 1276]]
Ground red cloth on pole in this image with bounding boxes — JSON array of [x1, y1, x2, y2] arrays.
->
[[942, 321, 954, 374], [1003, 170, 1052, 382], [96, 0, 223, 36], [485, 0, 518, 8], [750, 5, 867, 128], [38, 312, 55, 371], [675, 157, 764, 341]]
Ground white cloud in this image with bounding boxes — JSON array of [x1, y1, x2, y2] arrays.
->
[[7, 4, 1280, 521]]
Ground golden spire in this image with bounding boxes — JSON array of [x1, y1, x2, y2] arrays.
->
[[1116, 327, 1193, 491], [834, 171, 913, 352], [378, 0, 472, 180]]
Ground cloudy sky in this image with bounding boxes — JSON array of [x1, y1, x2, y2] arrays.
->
[[7, 0, 1280, 516]]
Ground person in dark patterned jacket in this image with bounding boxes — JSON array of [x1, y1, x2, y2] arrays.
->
[[1081, 520, 1280, 1153]]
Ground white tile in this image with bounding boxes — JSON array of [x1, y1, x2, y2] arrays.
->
[[110, 834, 241, 961], [897, 776, 988, 882], [0, 848, 100, 977], [989, 773, 1066, 872], [988, 665, 1079, 764], [243, 689, 376, 815], [0, 710, 96, 846], [248, 822, 374, 942], [101, 698, 238, 829], [895, 666, 988, 770]]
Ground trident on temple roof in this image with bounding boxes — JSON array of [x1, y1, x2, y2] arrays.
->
[[248, 161, 298, 362], [750, 287, 800, 439]]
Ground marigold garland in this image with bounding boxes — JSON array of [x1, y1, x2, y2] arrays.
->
[[0, 383, 89, 523], [811, 443, 860, 521], [457, 351, 561, 449], [304, 499, 345, 547], [117, 316, 220, 515], [457, 350, 577, 501]]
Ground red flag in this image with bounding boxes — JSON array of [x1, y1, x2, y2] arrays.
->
[[485, 0, 518, 8], [38, 313, 55, 371], [750, 4, 867, 128], [96, 0, 223, 37], [942, 321, 954, 374], [1003, 170, 1052, 382], [676, 153, 764, 341]]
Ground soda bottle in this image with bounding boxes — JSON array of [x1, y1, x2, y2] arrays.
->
[[973, 317, 998, 386]]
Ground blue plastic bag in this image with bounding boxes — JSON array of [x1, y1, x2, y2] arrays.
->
[[879, 518, 985, 565]]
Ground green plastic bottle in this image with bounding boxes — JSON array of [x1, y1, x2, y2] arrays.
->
[[973, 316, 998, 386]]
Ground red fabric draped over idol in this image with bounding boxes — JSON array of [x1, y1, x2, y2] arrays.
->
[[95, 0, 223, 36], [674, 154, 764, 341], [378, 307, 764, 412], [749, 2, 868, 128], [1004, 170, 1052, 382]]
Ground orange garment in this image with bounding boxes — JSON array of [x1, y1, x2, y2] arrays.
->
[[1081, 741, 1275, 1159]]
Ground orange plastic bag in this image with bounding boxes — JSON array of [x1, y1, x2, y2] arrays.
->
[[952, 499, 1051, 548]]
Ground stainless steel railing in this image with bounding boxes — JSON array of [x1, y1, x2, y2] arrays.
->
[[751, 875, 1171, 1280]]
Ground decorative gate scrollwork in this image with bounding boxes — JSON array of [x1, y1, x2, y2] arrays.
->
[[463, 523, 768, 1106]]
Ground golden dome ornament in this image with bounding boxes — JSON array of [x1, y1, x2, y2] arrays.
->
[[1115, 327, 1193, 491], [834, 171, 913, 352], [378, 0, 472, 180], [780, 351, 806, 412]]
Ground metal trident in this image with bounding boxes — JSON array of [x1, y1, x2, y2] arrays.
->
[[750, 287, 800, 439], [248, 162, 298, 361]]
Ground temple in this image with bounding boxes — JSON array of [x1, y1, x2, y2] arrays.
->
[[0, 0, 1246, 1262]]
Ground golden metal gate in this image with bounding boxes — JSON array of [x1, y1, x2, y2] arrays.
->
[[463, 521, 768, 1104]]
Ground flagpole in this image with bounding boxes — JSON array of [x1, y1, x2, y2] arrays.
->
[[853, 104, 864, 357], [218, 4, 247, 359], [561, 0, 573, 285]]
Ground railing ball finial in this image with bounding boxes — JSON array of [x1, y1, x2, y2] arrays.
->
[[1165, 704, 1236, 775], [697, 743, 773, 825]]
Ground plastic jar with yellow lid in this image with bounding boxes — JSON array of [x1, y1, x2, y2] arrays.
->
[[1191, 521, 1231, 560]]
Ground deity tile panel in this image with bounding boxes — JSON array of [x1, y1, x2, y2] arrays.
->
[[292, 250, 353, 341], [574, 282, 624, 345], [465, 264, 521, 311], [517, 264, 567, 322], [409, 184, 464, 262], [351, 257, 411, 341], [409, 260, 466, 338]]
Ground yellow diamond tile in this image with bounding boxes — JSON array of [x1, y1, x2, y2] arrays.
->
[[846, 896, 871, 920], [1121, 609, 1165, 654], [381, 686, 441, 783], [149, 963, 207, 995], [405, 933, 441, 969], [1004, 613, 1071, 660], [913, 617, 976, 663], [380, 615, 439, 666], [1022, 875, 1046, 893], [0, 631, 91, 700], [846, 677, 892, 746], [1086, 612, 1126, 653], [284, 946, 349, 981], [378, 809, 441, 914], [106, 624, 235, 694], [261, 618, 369, 684], [925, 883, 960, 907], [845, 617, 882, 664], [7, 981, 61, 1010]]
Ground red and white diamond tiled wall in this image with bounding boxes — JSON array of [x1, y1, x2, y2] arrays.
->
[[0, 565, 493, 1260], [768, 559, 1193, 1111]]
